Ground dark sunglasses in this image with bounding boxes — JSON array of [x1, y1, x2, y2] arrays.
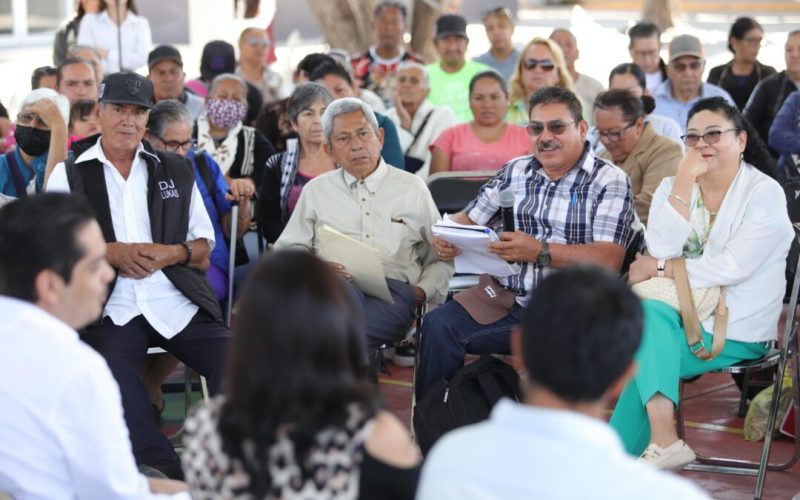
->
[[527, 120, 574, 136], [671, 60, 703, 72], [680, 128, 738, 147], [522, 58, 555, 71]]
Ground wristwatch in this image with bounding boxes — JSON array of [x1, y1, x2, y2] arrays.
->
[[537, 240, 551, 266]]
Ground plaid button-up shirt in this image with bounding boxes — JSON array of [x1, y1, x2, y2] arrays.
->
[[464, 144, 637, 306]]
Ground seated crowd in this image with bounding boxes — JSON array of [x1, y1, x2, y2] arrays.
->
[[0, 2, 797, 498]]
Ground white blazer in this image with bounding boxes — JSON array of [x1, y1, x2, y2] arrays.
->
[[647, 162, 794, 343]]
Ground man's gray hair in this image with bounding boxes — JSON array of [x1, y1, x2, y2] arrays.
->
[[146, 99, 193, 139], [208, 73, 248, 102], [396, 61, 429, 89], [322, 97, 378, 145]]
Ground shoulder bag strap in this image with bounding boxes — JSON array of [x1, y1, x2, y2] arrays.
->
[[672, 257, 728, 360], [5, 151, 28, 198], [405, 109, 435, 154], [194, 150, 217, 202]]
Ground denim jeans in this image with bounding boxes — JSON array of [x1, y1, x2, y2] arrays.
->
[[415, 299, 523, 400]]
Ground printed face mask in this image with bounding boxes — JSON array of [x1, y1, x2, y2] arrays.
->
[[14, 125, 51, 157], [206, 99, 247, 128]]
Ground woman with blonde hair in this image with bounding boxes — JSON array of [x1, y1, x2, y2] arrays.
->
[[507, 37, 575, 125]]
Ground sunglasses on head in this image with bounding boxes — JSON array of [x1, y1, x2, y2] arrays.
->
[[481, 6, 513, 21], [522, 58, 555, 71], [680, 128, 737, 147], [527, 120, 574, 136], [245, 37, 270, 47], [671, 60, 702, 72]]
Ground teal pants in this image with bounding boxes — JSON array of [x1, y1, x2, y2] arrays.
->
[[609, 300, 769, 456]]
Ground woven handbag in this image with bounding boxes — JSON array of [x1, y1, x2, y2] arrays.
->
[[631, 257, 728, 360]]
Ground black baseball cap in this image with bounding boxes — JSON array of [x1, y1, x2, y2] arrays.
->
[[98, 72, 154, 109], [200, 40, 236, 82], [435, 14, 468, 39], [148, 45, 183, 69]]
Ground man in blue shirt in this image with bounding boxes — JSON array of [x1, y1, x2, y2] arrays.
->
[[0, 88, 68, 197], [652, 34, 734, 129]]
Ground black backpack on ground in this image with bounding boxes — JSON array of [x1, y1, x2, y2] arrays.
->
[[413, 355, 521, 456]]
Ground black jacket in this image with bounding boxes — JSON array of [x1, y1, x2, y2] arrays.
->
[[66, 135, 222, 321], [743, 70, 799, 158], [708, 60, 777, 111]]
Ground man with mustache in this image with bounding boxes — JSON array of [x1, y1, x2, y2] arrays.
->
[[416, 87, 639, 401]]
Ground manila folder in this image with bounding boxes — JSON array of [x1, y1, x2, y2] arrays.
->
[[318, 225, 394, 303]]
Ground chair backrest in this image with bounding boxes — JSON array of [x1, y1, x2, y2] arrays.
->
[[426, 171, 496, 215]]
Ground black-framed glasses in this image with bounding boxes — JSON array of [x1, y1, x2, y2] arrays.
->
[[595, 121, 637, 143], [680, 128, 738, 147], [527, 120, 574, 136], [522, 58, 555, 71], [155, 136, 195, 152]]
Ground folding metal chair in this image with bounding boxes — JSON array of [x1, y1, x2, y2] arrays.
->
[[676, 247, 800, 500]]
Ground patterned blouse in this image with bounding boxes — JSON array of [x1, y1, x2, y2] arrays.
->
[[182, 397, 384, 499]]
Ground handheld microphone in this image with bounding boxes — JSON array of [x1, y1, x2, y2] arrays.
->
[[498, 190, 515, 233]]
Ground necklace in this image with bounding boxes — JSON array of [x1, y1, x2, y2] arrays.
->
[[702, 210, 718, 246]]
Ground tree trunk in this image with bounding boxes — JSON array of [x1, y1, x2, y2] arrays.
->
[[410, 0, 444, 63], [307, 0, 377, 55], [642, 0, 676, 32]]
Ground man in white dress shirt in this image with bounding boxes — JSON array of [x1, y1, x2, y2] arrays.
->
[[0, 193, 189, 498], [275, 97, 452, 360], [417, 266, 710, 500], [47, 72, 230, 479]]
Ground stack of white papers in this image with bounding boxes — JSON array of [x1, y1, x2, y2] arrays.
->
[[432, 219, 521, 277], [318, 225, 394, 303]]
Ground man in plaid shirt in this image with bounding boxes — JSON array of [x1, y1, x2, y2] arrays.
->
[[416, 87, 639, 400]]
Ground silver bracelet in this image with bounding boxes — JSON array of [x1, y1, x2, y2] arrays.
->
[[669, 192, 691, 207]]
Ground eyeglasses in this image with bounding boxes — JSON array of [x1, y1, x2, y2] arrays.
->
[[245, 37, 270, 48], [595, 121, 637, 143], [16, 112, 49, 129], [527, 120, 574, 136], [680, 128, 738, 147], [154, 136, 195, 152], [671, 60, 703, 72], [333, 129, 375, 147], [522, 58, 555, 71], [632, 49, 659, 59]]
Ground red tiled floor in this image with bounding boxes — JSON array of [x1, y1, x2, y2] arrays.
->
[[379, 363, 800, 499]]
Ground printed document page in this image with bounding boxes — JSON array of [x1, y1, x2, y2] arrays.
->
[[432, 219, 520, 277]]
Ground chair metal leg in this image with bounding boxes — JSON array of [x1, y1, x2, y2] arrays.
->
[[755, 336, 800, 499], [184, 366, 192, 415], [739, 371, 751, 418], [677, 380, 686, 440]]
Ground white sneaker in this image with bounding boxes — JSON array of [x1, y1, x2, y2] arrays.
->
[[639, 440, 697, 471]]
